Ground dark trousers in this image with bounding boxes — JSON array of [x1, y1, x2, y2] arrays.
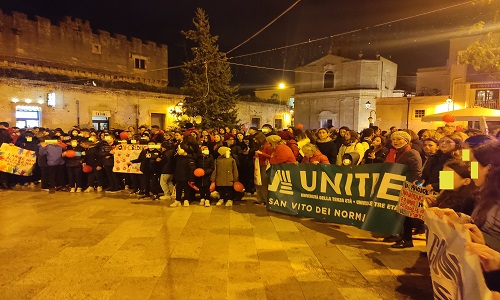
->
[[0, 172, 10, 187], [175, 180, 194, 201], [151, 173, 160, 196], [67, 166, 83, 188], [139, 173, 150, 195], [402, 217, 414, 241], [40, 166, 50, 189], [199, 184, 210, 199], [217, 186, 234, 201], [130, 174, 140, 191], [48, 165, 64, 188], [103, 165, 120, 190], [87, 168, 104, 187]]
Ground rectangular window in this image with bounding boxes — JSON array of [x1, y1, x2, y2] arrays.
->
[[134, 58, 146, 70], [414, 109, 425, 118], [251, 117, 261, 129], [274, 119, 283, 130], [47, 92, 56, 107]]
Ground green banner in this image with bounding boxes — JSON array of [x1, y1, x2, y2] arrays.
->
[[267, 163, 409, 235]]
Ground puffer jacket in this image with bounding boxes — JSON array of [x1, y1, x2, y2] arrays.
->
[[173, 154, 196, 182], [196, 154, 215, 187], [211, 156, 239, 187], [99, 141, 117, 167]]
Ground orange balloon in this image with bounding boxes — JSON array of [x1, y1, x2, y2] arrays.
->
[[194, 168, 205, 177], [82, 165, 93, 173], [296, 123, 303, 130], [233, 181, 245, 192], [210, 182, 216, 192], [442, 114, 455, 123], [65, 150, 77, 158], [119, 131, 129, 140]]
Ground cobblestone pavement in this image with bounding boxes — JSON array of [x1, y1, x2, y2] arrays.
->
[[0, 188, 433, 300]]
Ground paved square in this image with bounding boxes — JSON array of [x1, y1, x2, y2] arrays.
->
[[0, 188, 432, 299]]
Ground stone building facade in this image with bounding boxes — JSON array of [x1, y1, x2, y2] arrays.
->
[[0, 11, 289, 130], [293, 54, 397, 131]]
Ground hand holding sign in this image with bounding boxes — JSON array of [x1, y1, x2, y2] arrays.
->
[[466, 242, 500, 272]]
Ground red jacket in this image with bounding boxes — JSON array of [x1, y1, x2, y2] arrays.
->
[[255, 142, 273, 166], [301, 150, 330, 164], [270, 144, 297, 164]]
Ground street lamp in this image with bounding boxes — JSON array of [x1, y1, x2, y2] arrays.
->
[[446, 96, 454, 111], [368, 110, 376, 126], [365, 101, 371, 109]]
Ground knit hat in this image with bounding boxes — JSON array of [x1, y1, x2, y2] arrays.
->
[[266, 135, 281, 144], [391, 131, 411, 144], [217, 146, 231, 156], [278, 131, 294, 141]]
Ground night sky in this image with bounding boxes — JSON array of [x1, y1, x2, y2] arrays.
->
[[1, 0, 495, 91]]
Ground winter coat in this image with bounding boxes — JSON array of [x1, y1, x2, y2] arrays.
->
[[173, 154, 196, 182], [160, 149, 176, 174], [363, 146, 389, 164], [0, 128, 12, 145], [285, 139, 300, 160], [302, 150, 330, 164], [130, 148, 162, 174], [316, 140, 338, 165], [15, 135, 38, 151], [435, 184, 476, 216], [421, 151, 454, 191], [36, 143, 48, 167], [254, 142, 273, 166], [393, 147, 422, 182], [64, 145, 85, 167], [99, 141, 117, 167], [83, 145, 102, 168], [211, 156, 239, 186], [269, 144, 297, 164], [39, 144, 64, 166], [336, 142, 366, 166], [196, 154, 215, 187]]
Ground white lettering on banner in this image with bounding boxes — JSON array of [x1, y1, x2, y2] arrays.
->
[[319, 172, 341, 194], [376, 173, 407, 202], [300, 171, 316, 192], [355, 173, 370, 197]]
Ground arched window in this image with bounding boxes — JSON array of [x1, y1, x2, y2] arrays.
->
[[323, 71, 334, 89]]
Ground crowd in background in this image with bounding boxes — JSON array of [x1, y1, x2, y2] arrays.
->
[[0, 119, 499, 292]]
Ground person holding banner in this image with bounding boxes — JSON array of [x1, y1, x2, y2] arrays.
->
[[267, 135, 297, 165], [99, 135, 120, 193], [336, 130, 366, 166], [0, 121, 13, 189], [301, 143, 330, 165], [385, 130, 423, 248], [253, 132, 272, 206]]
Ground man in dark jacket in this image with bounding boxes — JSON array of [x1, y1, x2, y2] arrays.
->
[[82, 139, 104, 192], [129, 142, 162, 199], [99, 135, 120, 192]]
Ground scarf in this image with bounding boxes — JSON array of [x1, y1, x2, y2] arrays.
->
[[385, 144, 411, 163]]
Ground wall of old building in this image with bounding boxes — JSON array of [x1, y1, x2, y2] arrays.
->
[[0, 78, 290, 131], [0, 11, 168, 87]]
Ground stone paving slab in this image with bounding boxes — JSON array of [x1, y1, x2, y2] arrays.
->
[[0, 188, 433, 299]]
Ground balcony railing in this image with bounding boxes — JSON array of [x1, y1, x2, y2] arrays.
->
[[474, 99, 500, 110]]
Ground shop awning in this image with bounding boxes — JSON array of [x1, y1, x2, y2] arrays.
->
[[421, 107, 500, 122]]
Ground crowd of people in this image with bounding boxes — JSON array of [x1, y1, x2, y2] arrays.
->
[[0, 119, 499, 293]]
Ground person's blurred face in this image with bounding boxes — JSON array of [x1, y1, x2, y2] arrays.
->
[[202, 130, 208, 137], [442, 166, 470, 190], [151, 128, 158, 134], [339, 129, 347, 137], [442, 126, 455, 136], [231, 128, 238, 134], [219, 128, 225, 134], [227, 138, 235, 146], [318, 129, 329, 140], [439, 137, 456, 153], [237, 133, 244, 141], [174, 133, 182, 141], [344, 131, 351, 141], [303, 148, 314, 158], [423, 141, 439, 156], [372, 137, 382, 147], [214, 135, 222, 143], [391, 137, 407, 149], [471, 152, 490, 187], [421, 131, 431, 140]]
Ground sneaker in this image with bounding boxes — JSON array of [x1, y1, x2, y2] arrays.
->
[[106, 189, 119, 194], [151, 195, 159, 201], [183, 200, 190, 207], [159, 195, 170, 200], [216, 199, 224, 206], [70, 188, 76, 193], [97, 186, 103, 192], [199, 199, 205, 206], [138, 194, 150, 199], [129, 190, 138, 195], [225, 200, 233, 207], [84, 187, 94, 193], [124, 185, 130, 190], [170, 200, 181, 207], [29, 182, 36, 188], [205, 200, 211, 207], [391, 240, 414, 249], [41, 188, 50, 192], [76, 188, 82, 192]]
